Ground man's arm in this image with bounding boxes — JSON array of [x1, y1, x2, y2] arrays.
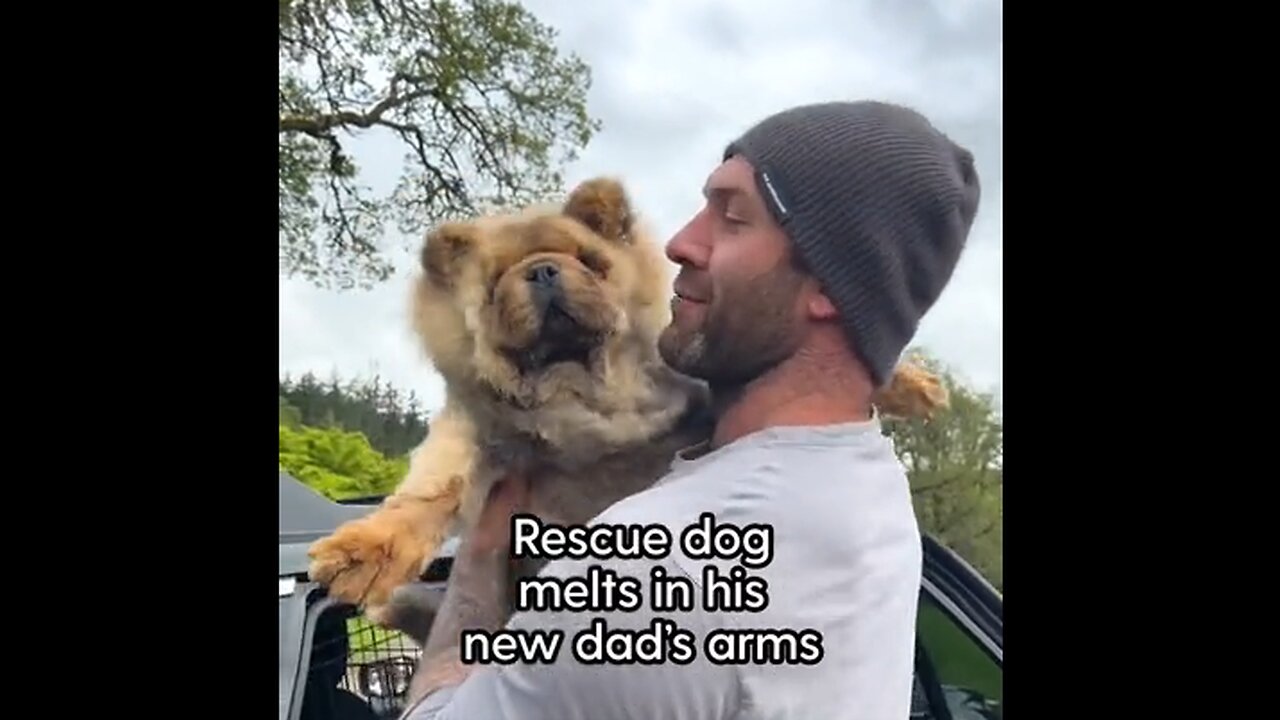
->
[[398, 476, 738, 720], [405, 476, 528, 708], [401, 555, 739, 720], [408, 541, 510, 701]]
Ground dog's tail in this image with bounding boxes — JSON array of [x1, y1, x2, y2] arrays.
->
[[872, 359, 949, 420]]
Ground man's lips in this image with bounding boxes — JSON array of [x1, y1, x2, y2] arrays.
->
[[673, 287, 707, 303]]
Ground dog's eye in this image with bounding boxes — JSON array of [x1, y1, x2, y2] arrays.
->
[[578, 250, 611, 277]]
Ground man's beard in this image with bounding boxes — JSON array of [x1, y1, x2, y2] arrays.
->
[[659, 261, 807, 391]]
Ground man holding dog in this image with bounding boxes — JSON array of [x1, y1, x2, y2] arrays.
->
[[402, 100, 981, 720]]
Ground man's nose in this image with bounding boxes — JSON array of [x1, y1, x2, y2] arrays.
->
[[665, 212, 710, 267]]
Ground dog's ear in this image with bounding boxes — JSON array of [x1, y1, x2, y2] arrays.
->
[[421, 222, 476, 288], [563, 177, 634, 244]]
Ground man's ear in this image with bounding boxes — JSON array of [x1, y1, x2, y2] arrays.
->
[[563, 177, 634, 244], [420, 222, 476, 288], [806, 286, 839, 321]]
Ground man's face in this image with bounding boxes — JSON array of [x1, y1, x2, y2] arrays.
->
[[658, 155, 811, 388]]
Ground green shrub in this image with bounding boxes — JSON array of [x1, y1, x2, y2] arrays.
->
[[279, 423, 408, 501]]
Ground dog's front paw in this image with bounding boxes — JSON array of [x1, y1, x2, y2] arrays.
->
[[307, 513, 428, 610]]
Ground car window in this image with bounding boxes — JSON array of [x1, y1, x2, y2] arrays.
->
[[910, 591, 1002, 720], [299, 604, 423, 720]]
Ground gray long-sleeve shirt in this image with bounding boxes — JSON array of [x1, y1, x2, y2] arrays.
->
[[402, 418, 923, 720]]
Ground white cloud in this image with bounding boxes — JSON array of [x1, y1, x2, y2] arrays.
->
[[279, 0, 1003, 414]]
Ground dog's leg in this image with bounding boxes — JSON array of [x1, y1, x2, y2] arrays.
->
[[307, 401, 479, 620], [377, 582, 447, 647]]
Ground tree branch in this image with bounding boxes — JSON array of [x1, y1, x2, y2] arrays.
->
[[279, 83, 437, 134]]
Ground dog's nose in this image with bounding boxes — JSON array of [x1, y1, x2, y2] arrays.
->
[[526, 261, 562, 313], [525, 262, 560, 288]]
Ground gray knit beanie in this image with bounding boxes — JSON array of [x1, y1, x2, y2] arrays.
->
[[723, 100, 981, 389]]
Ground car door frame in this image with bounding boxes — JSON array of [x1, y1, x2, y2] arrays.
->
[[920, 533, 1003, 666], [912, 534, 1002, 720]]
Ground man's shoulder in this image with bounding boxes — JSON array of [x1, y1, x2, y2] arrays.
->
[[595, 420, 905, 523]]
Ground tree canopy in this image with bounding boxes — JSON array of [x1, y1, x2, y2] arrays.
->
[[279, 0, 600, 289], [279, 371, 428, 457]]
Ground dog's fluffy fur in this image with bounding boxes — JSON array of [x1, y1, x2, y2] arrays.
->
[[306, 177, 948, 633]]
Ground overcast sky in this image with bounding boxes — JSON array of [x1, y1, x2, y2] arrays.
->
[[279, 0, 1003, 416]]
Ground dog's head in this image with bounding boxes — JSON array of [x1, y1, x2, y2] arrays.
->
[[412, 177, 673, 406]]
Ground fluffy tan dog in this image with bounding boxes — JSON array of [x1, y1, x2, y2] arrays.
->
[[306, 177, 947, 629]]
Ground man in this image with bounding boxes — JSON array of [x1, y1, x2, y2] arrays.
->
[[400, 100, 981, 720]]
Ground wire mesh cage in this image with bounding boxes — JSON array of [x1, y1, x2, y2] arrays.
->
[[302, 603, 424, 720]]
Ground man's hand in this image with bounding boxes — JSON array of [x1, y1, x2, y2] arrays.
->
[[408, 474, 531, 706]]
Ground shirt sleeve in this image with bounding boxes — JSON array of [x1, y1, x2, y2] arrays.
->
[[401, 556, 738, 720]]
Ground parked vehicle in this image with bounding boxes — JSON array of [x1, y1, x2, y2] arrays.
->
[[278, 472, 1002, 720]]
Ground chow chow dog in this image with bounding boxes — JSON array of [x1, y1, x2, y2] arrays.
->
[[306, 176, 947, 637]]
